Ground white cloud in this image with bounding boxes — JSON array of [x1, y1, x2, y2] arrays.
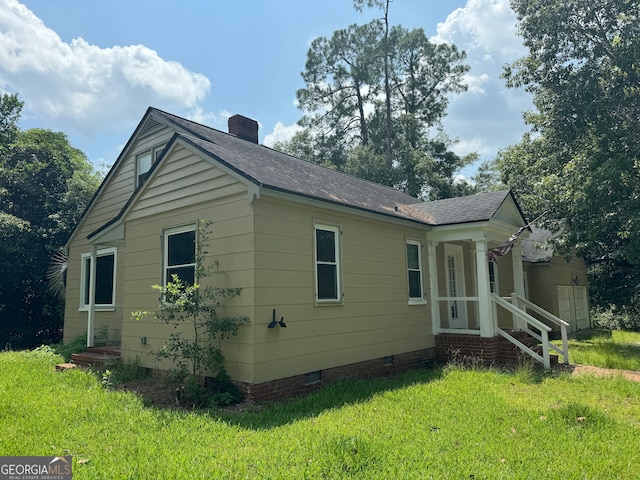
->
[[451, 137, 491, 158], [462, 73, 491, 95], [263, 122, 303, 147], [431, 0, 532, 163], [433, 0, 524, 59], [187, 107, 231, 129], [0, 0, 210, 133]]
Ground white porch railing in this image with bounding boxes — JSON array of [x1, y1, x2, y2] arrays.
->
[[492, 293, 570, 369], [435, 296, 481, 335], [510, 293, 570, 364]]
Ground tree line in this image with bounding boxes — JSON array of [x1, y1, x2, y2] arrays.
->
[[0, 95, 101, 348]]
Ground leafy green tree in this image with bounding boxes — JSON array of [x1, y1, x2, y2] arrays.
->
[[279, 4, 472, 199], [498, 0, 640, 312], [501, 0, 640, 259], [0, 94, 101, 348]]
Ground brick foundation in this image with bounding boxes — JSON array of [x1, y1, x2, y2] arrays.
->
[[436, 332, 548, 367], [235, 348, 435, 402], [435, 334, 500, 366]]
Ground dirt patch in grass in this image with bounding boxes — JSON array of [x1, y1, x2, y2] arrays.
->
[[559, 364, 640, 383], [117, 378, 179, 409]]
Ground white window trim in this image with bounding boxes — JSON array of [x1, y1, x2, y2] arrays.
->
[[314, 223, 342, 304], [136, 151, 152, 187], [79, 247, 117, 311], [407, 239, 427, 305], [136, 144, 166, 187], [163, 225, 197, 287]]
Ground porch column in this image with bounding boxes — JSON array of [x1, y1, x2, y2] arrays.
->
[[427, 241, 440, 335], [87, 244, 97, 348], [474, 239, 494, 337], [511, 244, 525, 296]]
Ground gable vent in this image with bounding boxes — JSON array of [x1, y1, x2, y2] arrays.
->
[[139, 118, 162, 138]]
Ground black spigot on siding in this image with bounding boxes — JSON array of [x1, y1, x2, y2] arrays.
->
[[268, 309, 287, 328]]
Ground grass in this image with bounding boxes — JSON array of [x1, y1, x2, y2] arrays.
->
[[555, 329, 640, 371], [2, 346, 640, 478]]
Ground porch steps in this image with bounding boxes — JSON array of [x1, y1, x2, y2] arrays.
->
[[70, 346, 121, 368], [498, 330, 558, 366]]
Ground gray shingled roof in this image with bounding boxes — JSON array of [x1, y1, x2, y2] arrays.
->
[[521, 226, 554, 263], [154, 109, 426, 224], [405, 190, 513, 226]]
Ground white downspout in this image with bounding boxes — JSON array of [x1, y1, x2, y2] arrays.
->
[[87, 244, 97, 348]]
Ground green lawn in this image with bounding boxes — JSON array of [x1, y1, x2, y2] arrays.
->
[[1, 347, 640, 479], [556, 329, 640, 371]]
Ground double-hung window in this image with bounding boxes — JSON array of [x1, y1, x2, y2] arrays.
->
[[80, 247, 117, 309], [406, 240, 425, 303], [164, 226, 196, 286], [314, 224, 341, 302], [136, 151, 152, 186], [136, 145, 166, 187]]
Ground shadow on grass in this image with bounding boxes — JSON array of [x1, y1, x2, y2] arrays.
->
[[569, 341, 640, 363], [571, 329, 612, 342], [217, 366, 445, 430]]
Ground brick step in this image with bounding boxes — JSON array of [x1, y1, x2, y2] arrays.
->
[[70, 346, 121, 367], [497, 331, 558, 366]]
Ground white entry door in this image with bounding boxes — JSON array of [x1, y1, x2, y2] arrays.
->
[[445, 244, 468, 329]]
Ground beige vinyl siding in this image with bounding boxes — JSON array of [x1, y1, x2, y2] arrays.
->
[[121, 151, 254, 382], [524, 252, 589, 332], [252, 197, 431, 383], [63, 125, 178, 344]]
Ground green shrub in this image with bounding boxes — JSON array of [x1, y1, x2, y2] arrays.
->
[[52, 334, 86, 361], [110, 358, 149, 384], [591, 306, 640, 331]]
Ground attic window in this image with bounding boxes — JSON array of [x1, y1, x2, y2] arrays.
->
[[136, 145, 166, 187], [136, 152, 152, 186]]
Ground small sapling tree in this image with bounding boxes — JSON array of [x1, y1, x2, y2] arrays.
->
[[133, 220, 248, 405]]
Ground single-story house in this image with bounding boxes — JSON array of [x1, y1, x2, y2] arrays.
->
[[63, 108, 585, 400]]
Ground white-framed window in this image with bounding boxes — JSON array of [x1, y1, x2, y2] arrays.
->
[[314, 224, 341, 302], [136, 145, 166, 187], [80, 247, 117, 310], [163, 226, 196, 286], [406, 239, 425, 303], [136, 151, 152, 186], [488, 260, 499, 294]]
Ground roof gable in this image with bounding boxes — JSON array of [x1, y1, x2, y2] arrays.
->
[[406, 190, 527, 227]]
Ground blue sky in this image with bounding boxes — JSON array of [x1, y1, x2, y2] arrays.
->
[[1, 0, 532, 175]]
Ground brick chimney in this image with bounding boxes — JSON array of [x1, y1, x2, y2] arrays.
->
[[228, 114, 258, 144]]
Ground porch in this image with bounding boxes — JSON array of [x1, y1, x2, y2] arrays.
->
[[427, 229, 569, 369]]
